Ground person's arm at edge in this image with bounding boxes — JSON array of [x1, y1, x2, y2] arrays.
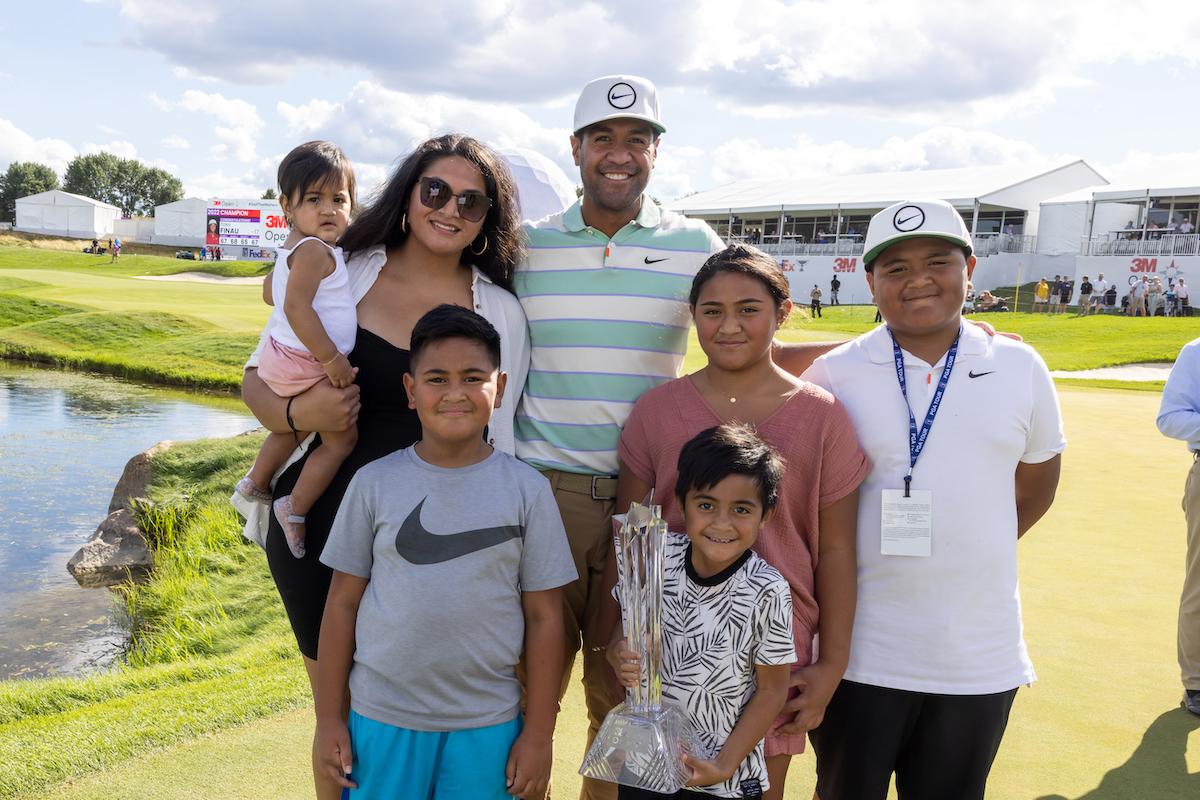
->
[[779, 488, 858, 734], [1015, 455, 1061, 538], [1157, 345, 1200, 442], [506, 587, 564, 800], [313, 570, 368, 790], [262, 267, 274, 306], [682, 662, 790, 787]]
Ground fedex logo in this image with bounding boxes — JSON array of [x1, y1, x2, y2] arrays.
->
[[1131, 257, 1157, 272], [834, 257, 857, 273]]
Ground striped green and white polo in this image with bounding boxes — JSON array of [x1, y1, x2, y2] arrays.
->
[[514, 196, 725, 475]]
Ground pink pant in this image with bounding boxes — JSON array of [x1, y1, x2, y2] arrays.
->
[[257, 337, 327, 397]]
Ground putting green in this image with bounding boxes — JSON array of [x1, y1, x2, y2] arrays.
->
[[29, 386, 1200, 799]]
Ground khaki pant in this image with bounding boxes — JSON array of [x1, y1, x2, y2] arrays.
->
[[542, 470, 620, 800], [1181, 459, 1200, 690]]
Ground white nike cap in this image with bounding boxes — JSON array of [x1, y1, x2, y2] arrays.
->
[[863, 199, 973, 270], [573, 75, 665, 135]]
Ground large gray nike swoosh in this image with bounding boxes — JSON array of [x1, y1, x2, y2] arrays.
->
[[395, 498, 522, 564]]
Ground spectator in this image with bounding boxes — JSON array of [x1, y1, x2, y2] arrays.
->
[[1130, 277, 1149, 317], [1090, 273, 1109, 315], [200, 245, 207, 261], [1149, 278, 1165, 317], [110, 237, 121, 264], [830, 275, 841, 305], [1106, 285, 1118, 309], [1033, 278, 1050, 313], [1061, 277, 1074, 314], [1076, 276, 1093, 316], [1180, 278, 1191, 317], [1182, 217, 1196, 235], [810, 284, 823, 318], [1050, 276, 1063, 313]]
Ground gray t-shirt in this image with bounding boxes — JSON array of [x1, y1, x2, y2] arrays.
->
[[321, 446, 576, 731]]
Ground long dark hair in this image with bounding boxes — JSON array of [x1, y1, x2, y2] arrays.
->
[[339, 134, 522, 292]]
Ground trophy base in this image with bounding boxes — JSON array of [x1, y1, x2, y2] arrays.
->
[[578, 702, 707, 793]]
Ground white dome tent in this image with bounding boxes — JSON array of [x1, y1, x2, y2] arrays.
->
[[501, 148, 577, 223], [15, 190, 119, 239]]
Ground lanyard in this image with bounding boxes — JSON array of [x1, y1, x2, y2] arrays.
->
[[890, 327, 960, 497]]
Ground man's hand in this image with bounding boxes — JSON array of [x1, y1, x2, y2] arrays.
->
[[314, 716, 356, 790], [966, 318, 1022, 341], [506, 729, 552, 799], [775, 661, 841, 735], [605, 638, 642, 688]]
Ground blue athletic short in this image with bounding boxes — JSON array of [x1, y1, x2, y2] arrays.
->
[[344, 710, 522, 799]]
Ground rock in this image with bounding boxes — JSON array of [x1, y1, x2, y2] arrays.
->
[[67, 509, 153, 589], [108, 440, 174, 513]]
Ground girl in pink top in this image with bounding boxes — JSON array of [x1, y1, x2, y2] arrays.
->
[[614, 245, 869, 799]]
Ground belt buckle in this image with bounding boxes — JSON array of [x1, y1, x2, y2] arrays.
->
[[590, 475, 612, 501]]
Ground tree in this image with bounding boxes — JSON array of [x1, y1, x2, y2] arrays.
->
[[261, 188, 277, 200], [62, 153, 183, 217], [0, 161, 60, 222]]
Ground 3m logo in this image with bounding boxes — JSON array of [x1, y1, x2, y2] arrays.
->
[[265, 215, 288, 229], [834, 257, 858, 273], [1131, 257, 1158, 272]]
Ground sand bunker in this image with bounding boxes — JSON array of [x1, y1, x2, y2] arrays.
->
[[1050, 363, 1172, 382], [135, 272, 264, 286]]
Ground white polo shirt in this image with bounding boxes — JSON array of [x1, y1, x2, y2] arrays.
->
[[803, 323, 1066, 694]]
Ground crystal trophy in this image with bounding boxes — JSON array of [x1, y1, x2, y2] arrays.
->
[[578, 496, 705, 793]]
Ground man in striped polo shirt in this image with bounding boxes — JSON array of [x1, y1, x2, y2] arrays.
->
[[513, 75, 724, 800]]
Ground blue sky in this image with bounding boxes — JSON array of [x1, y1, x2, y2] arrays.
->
[[4, 1, 1200, 203]]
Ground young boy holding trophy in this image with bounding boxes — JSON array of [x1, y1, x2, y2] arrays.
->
[[605, 424, 796, 799]]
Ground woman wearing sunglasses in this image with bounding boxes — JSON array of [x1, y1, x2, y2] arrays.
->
[[240, 133, 529, 800]]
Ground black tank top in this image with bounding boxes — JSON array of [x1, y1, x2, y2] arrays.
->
[[271, 326, 422, 559]]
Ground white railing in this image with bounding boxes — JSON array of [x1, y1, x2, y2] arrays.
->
[[1082, 233, 1200, 257], [972, 233, 1037, 256], [740, 238, 865, 257]]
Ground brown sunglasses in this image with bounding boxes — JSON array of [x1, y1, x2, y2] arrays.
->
[[419, 176, 492, 223]]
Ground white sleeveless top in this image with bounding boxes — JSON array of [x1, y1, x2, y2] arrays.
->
[[265, 236, 357, 356]]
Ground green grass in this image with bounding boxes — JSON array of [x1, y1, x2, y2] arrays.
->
[[0, 432, 311, 800], [698, 304, 1200, 382], [0, 245, 268, 390], [11, 387, 1199, 799]]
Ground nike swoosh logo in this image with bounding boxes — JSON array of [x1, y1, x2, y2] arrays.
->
[[394, 498, 521, 564], [896, 215, 920, 226], [644, 256, 669, 264], [610, 93, 632, 101], [968, 370, 995, 379]]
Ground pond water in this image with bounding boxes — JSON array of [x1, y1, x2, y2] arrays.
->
[[0, 362, 257, 680]]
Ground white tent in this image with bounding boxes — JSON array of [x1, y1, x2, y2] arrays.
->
[[151, 197, 210, 246], [15, 190, 119, 239], [501, 149, 577, 222]]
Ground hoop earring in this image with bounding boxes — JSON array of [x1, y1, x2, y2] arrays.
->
[[401, 212, 408, 233], [470, 234, 488, 256]]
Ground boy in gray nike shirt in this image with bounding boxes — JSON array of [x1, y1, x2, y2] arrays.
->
[[316, 305, 576, 800]]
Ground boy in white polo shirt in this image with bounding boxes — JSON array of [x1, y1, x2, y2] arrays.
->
[[802, 199, 1066, 800]]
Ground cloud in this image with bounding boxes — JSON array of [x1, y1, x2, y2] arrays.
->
[[161, 135, 190, 150], [116, 0, 1200, 118], [699, 126, 1057, 187], [276, 80, 573, 175], [1100, 149, 1200, 189], [84, 139, 139, 159], [177, 90, 264, 162], [0, 119, 76, 173]]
